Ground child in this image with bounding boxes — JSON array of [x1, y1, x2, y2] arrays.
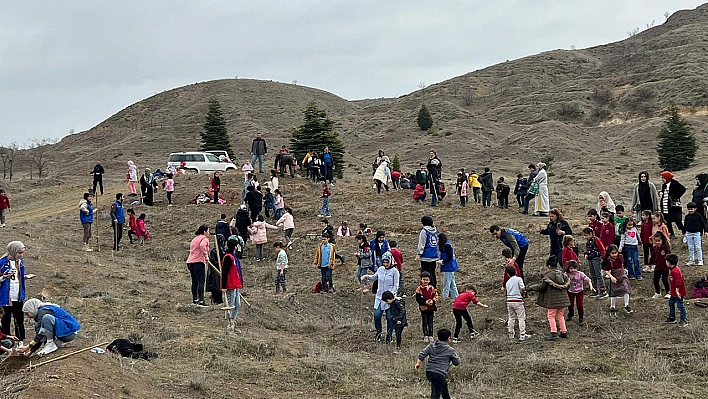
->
[[451, 285, 488, 342], [640, 210, 654, 267], [248, 215, 279, 261], [651, 211, 670, 244], [599, 212, 615, 248], [437, 183, 447, 201], [0, 189, 10, 227], [437, 233, 459, 299], [561, 235, 579, 272], [319, 182, 331, 217], [619, 218, 641, 280], [274, 242, 288, 297], [242, 160, 253, 181], [649, 231, 671, 299], [501, 248, 522, 290], [565, 260, 594, 325], [505, 265, 530, 340], [456, 172, 469, 207], [228, 227, 245, 259], [389, 240, 405, 295], [391, 170, 401, 190], [666, 254, 688, 326], [413, 183, 427, 203], [221, 238, 243, 334], [127, 208, 137, 244], [0, 308, 19, 355], [603, 244, 632, 315], [313, 233, 336, 293], [495, 177, 510, 209], [469, 171, 481, 204], [337, 221, 351, 236], [582, 227, 607, 299], [355, 234, 373, 290], [415, 271, 439, 342], [683, 202, 704, 266], [587, 209, 602, 237], [613, 205, 628, 246], [164, 173, 174, 206], [274, 189, 285, 220], [415, 328, 460, 399], [514, 173, 528, 208], [528, 256, 571, 340], [264, 187, 275, 219], [358, 223, 372, 236], [382, 291, 407, 353], [135, 213, 150, 245], [276, 206, 294, 248]]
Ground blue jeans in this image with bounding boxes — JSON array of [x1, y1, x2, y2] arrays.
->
[[442, 271, 459, 298], [357, 266, 370, 285], [624, 245, 641, 278], [322, 163, 333, 182], [320, 267, 333, 292], [668, 296, 687, 321], [686, 232, 703, 264], [431, 192, 438, 206], [226, 289, 241, 320], [320, 197, 330, 216], [523, 193, 535, 213], [373, 303, 393, 336], [39, 314, 77, 343], [251, 154, 265, 173]]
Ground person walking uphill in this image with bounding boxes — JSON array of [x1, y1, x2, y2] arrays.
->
[[417, 216, 440, 288], [1, 241, 35, 347], [187, 225, 210, 308], [490, 225, 529, 279], [110, 193, 125, 251], [90, 161, 104, 196], [415, 328, 460, 399], [79, 192, 96, 252], [250, 133, 268, 173]]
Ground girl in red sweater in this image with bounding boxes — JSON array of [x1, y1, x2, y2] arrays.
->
[[599, 212, 616, 248], [649, 231, 671, 299], [451, 285, 488, 342], [640, 210, 654, 268], [561, 235, 579, 272]]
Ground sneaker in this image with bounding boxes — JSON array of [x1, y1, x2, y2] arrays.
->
[[508, 331, 515, 339], [38, 340, 58, 356], [452, 338, 461, 343], [272, 292, 280, 297], [317, 214, 324, 217], [546, 332, 559, 341], [375, 333, 382, 342], [652, 293, 662, 299], [17, 341, 23, 349], [559, 332, 568, 339], [55, 340, 66, 349], [578, 317, 585, 325], [565, 314, 573, 322], [637, 276, 643, 281], [686, 261, 695, 267], [519, 333, 532, 341], [624, 306, 633, 314], [232, 328, 242, 334], [698, 262, 704, 266], [330, 183, 335, 187], [609, 307, 617, 316], [469, 330, 480, 339], [596, 292, 608, 299], [422, 336, 428, 343], [385, 335, 392, 345], [664, 318, 677, 324], [629, 276, 636, 280], [678, 320, 689, 327], [588, 292, 598, 298], [428, 336, 434, 342], [195, 301, 209, 308], [1, 224, 5, 228], [664, 294, 671, 299], [281, 292, 288, 298]]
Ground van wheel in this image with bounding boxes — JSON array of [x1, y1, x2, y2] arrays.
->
[[225, 167, 236, 172], [188, 168, 199, 175]]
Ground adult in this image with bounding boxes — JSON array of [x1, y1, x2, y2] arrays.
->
[[374, 150, 391, 171], [233, 205, 252, 245], [522, 164, 539, 214], [215, 213, 231, 244], [370, 230, 391, 269], [437, 233, 459, 299], [478, 167, 494, 208], [660, 171, 686, 238], [321, 146, 335, 186], [361, 252, 399, 343], [416, 216, 440, 287], [16, 298, 80, 356], [631, 172, 659, 218], [127, 161, 138, 196], [597, 191, 617, 215], [267, 169, 279, 192], [79, 193, 95, 252], [1, 241, 35, 347], [244, 185, 263, 222], [140, 168, 158, 206], [533, 162, 549, 216], [489, 225, 529, 279], [90, 161, 105, 196], [211, 172, 221, 205], [426, 151, 442, 207], [250, 133, 268, 173], [373, 161, 391, 194], [275, 153, 295, 178], [691, 173, 708, 220], [187, 225, 210, 307], [110, 193, 125, 251], [538, 208, 572, 267]]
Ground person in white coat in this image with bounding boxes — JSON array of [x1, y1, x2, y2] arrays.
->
[[127, 161, 138, 196], [534, 162, 550, 216], [373, 161, 392, 194], [361, 252, 399, 343]]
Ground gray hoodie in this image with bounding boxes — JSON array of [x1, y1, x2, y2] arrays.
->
[[418, 341, 460, 377], [417, 226, 440, 262]]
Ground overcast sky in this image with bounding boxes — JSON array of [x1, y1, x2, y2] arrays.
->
[[1, 0, 705, 145]]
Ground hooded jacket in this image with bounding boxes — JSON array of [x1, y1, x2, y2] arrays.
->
[[478, 172, 494, 192], [417, 226, 439, 261], [692, 173, 708, 214], [248, 221, 278, 244], [529, 268, 571, 309], [468, 173, 481, 188], [418, 341, 460, 377]]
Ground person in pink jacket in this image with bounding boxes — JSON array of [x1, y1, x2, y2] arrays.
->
[[186, 225, 210, 307], [248, 215, 279, 261], [276, 206, 295, 248]]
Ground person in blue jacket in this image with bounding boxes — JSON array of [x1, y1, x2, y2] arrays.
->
[[369, 230, 390, 271], [79, 192, 95, 252], [490, 225, 529, 279], [110, 193, 125, 251], [321, 146, 335, 186], [1, 241, 35, 347], [437, 233, 459, 299], [17, 298, 80, 356]]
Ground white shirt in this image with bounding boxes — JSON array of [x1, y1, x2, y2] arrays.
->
[[9, 260, 19, 302]]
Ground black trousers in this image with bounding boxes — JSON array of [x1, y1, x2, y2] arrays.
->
[[421, 310, 435, 337], [420, 261, 437, 287], [1, 301, 26, 340], [516, 194, 525, 207], [426, 371, 450, 399], [394, 325, 404, 348], [93, 176, 103, 195], [187, 262, 206, 302], [482, 191, 492, 207], [112, 222, 123, 250], [453, 308, 473, 338], [654, 270, 670, 295], [643, 243, 653, 265], [516, 245, 528, 280]]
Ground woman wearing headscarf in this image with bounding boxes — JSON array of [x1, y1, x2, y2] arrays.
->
[[127, 161, 138, 196], [691, 173, 708, 220], [631, 171, 659, 218], [140, 168, 157, 206], [0, 241, 35, 347], [15, 298, 80, 356], [597, 191, 617, 216], [373, 161, 391, 194], [659, 171, 686, 238], [533, 162, 550, 216]]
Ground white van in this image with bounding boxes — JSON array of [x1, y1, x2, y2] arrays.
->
[[167, 152, 238, 174]]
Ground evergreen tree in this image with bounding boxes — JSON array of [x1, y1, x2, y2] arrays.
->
[[290, 101, 346, 179], [417, 104, 433, 131], [657, 106, 697, 171], [200, 99, 233, 156], [391, 154, 401, 172]]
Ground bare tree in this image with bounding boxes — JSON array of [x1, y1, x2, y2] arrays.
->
[[28, 138, 56, 179], [0, 142, 19, 181]]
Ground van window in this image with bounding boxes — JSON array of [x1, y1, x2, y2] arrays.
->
[[206, 154, 220, 162], [168, 154, 186, 162], [187, 154, 204, 162]]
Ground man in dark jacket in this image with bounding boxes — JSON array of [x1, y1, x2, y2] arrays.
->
[[250, 133, 268, 173], [522, 164, 538, 214], [478, 168, 494, 208], [234, 205, 251, 244], [244, 186, 263, 222], [91, 161, 105, 195]]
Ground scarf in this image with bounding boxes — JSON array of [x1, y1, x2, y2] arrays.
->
[[144, 168, 154, 184], [22, 298, 57, 315], [4, 241, 25, 261]]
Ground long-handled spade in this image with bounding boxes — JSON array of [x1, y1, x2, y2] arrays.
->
[[212, 238, 236, 334]]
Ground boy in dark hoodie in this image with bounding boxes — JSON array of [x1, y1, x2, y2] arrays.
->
[[478, 167, 494, 208], [513, 173, 528, 208], [496, 177, 510, 209], [382, 290, 407, 353], [415, 328, 460, 399]]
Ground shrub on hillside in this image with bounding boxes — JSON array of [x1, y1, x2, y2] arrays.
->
[[417, 105, 433, 130], [556, 102, 583, 121], [391, 154, 401, 172], [657, 106, 697, 172]]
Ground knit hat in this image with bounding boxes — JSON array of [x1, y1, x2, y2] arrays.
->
[[661, 171, 674, 180], [22, 298, 44, 315], [6, 241, 25, 261]]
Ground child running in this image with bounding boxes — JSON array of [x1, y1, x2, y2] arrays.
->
[[619, 218, 641, 280], [505, 265, 530, 340], [565, 260, 594, 325], [603, 244, 632, 315], [274, 242, 288, 297], [451, 285, 488, 342], [382, 290, 407, 353], [665, 254, 688, 327], [415, 328, 460, 399], [649, 231, 672, 299], [415, 271, 439, 342], [275, 206, 294, 249]]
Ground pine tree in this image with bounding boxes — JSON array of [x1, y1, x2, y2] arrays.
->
[[290, 101, 346, 179], [391, 154, 401, 172], [417, 104, 433, 131], [200, 99, 234, 156], [657, 106, 697, 171]]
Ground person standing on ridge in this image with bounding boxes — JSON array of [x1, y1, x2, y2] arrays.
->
[[250, 133, 268, 174], [90, 161, 105, 196]]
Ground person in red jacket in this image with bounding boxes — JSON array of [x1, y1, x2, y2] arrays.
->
[[222, 238, 244, 334], [391, 170, 402, 190], [413, 184, 427, 202], [599, 212, 616, 248], [666, 253, 687, 326], [561, 235, 579, 272], [451, 285, 488, 342], [587, 209, 602, 238], [640, 210, 654, 267], [501, 248, 522, 290], [0, 189, 10, 228], [649, 232, 671, 299], [389, 240, 405, 295]]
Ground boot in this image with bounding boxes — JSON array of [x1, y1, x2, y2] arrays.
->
[[546, 332, 559, 341]]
